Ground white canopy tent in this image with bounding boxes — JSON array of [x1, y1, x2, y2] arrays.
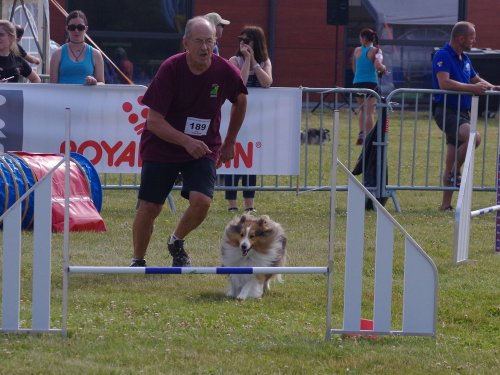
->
[[361, 0, 459, 27]]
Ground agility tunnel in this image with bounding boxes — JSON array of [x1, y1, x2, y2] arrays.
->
[[0, 151, 105, 232]]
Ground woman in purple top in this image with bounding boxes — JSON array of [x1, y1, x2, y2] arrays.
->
[[131, 16, 247, 268]]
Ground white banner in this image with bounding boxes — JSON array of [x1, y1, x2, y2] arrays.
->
[[220, 87, 301, 175], [0, 84, 301, 175]]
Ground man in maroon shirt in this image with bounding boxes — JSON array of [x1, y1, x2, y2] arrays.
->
[[131, 16, 247, 267]]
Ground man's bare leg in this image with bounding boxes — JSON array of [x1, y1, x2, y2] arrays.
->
[[133, 200, 163, 259], [172, 191, 211, 239], [440, 124, 481, 210]]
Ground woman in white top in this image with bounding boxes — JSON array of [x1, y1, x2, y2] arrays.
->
[[229, 26, 272, 88], [225, 26, 273, 213]]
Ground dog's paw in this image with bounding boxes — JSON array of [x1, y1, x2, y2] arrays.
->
[[225, 287, 238, 298], [236, 291, 253, 300], [237, 291, 264, 300]]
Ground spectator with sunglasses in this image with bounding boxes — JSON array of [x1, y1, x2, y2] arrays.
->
[[50, 10, 104, 85], [224, 26, 273, 214], [204, 12, 230, 56]]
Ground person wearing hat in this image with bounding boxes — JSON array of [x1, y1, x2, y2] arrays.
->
[[204, 12, 230, 55]]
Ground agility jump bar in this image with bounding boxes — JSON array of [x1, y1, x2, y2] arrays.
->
[[470, 204, 500, 218], [68, 266, 328, 275]]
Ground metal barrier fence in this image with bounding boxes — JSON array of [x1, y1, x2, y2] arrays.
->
[[385, 89, 500, 193], [100, 88, 500, 210]]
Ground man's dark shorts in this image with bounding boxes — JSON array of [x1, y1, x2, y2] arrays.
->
[[138, 158, 216, 204], [433, 106, 471, 146]]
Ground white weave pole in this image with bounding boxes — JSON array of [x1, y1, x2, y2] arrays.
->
[[62, 108, 71, 335], [454, 97, 478, 264], [325, 109, 340, 341]]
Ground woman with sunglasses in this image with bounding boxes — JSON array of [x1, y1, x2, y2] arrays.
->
[[0, 20, 41, 83], [224, 26, 273, 213], [50, 10, 104, 85]]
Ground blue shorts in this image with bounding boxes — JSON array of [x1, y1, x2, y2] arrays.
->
[[138, 158, 216, 204], [433, 106, 470, 146]]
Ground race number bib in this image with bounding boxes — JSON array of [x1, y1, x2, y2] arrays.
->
[[184, 117, 210, 136]]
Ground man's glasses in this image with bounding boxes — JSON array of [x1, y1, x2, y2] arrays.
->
[[238, 37, 251, 45], [67, 24, 86, 32], [191, 38, 216, 47]]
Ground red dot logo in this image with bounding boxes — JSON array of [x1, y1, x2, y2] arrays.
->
[[128, 113, 139, 124], [122, 96, 148, 135], [122, 102, 133, 112]]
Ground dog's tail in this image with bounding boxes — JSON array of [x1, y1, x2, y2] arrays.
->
[[264, 273, 284, 294], [273, 235, 287, 284]]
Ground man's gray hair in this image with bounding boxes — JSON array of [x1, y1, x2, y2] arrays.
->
[[451, 21, 475, 39], [184, 16, 216, 38]]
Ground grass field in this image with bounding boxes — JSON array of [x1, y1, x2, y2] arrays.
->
[[1, 109, 499, 374]]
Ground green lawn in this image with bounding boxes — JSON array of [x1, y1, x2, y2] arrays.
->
[[0, 185, 498, 374]]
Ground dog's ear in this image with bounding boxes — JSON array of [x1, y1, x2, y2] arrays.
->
[[324, 128, 331, 141], [228, 214, 248, 233], [256, 216, 274, 236], [229, 221, 242, 234]]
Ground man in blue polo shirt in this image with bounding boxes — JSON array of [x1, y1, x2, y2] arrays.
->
[[432, 21, 499, 211]]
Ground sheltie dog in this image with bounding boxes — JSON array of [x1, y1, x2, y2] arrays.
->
[[300, 128, 331, 145], [220, 214, 287, 300]]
